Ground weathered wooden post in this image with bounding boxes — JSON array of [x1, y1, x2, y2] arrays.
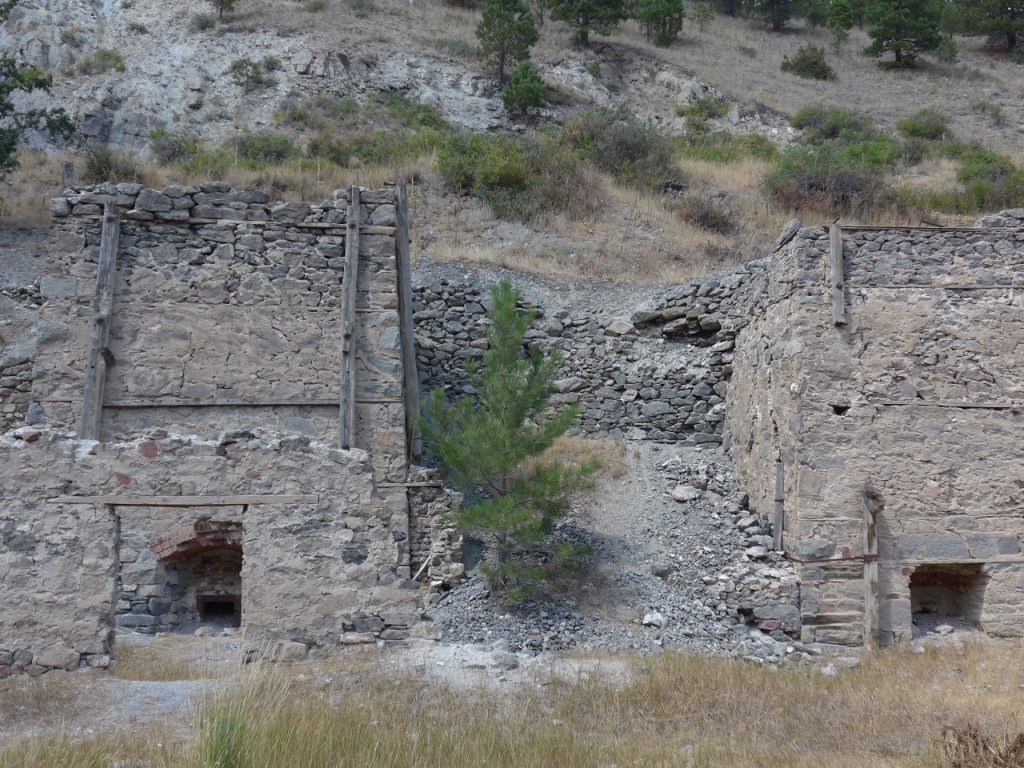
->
[[79, 202, 120, 440], [338, 186, 361, 450], [862, 481, 884, 649], [394, 184, 422, 461], [829, 222, 847, 326]]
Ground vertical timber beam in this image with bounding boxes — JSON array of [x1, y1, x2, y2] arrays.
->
[[862, 482, 883, 649], [60, 160, 75, 192], [79, 202, 120, 440], [773, 461, 784, 551], [829, 222, 847, 326], [338, 186, 361, 450], [394, 184, 422, 461]]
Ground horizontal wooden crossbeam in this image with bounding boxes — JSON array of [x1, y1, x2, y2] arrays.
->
[[47, 494, 317, 506]]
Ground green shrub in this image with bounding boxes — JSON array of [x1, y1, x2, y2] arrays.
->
[[674, 193, 733, 232], [78, 48, 126, 75], [189, 12, 216, 31], [433, 37, 476, 59], [436, 132, 601, 222], [229, 57, 277, 91], [790, 105, 877, 144], [780, 44, 837, 80], [369, 92, 449, 130], [231, 132, 298, 163], [764, 144, 895, 215], [679, 132, 779, 163], [738, 44, 757, 57], [836, 137, 899, 171], [896, 108, 949, 140], [973, 101, 1006, 127], [82, 143, 144, 183], [502, 60, 545, 117], [307, 127, 444, 168], [676, 95, 730, 135], [561, 106, 675, 188], [148, 129, 204, 165], [306, 0, 329, 10]]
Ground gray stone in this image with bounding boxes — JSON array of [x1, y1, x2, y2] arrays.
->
[[136, 188, 174, 212]]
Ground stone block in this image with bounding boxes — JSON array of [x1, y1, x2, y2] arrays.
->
[[35, 645, 81, 670], [136, 189, 173, 212]]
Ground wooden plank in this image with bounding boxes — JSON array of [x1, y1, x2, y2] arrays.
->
[[48, 494, 317, 506], [862, 283, 1021, 290], [875, 400, 1017, 410], [79, 202, 120, 440], [104, 397, 339, 408], [862, 483, 883, 650], [377, 481, 444, 489], [772, 461, 784, 551], [829, 223, 847, 326], [338, 186, 361, 450], [78, 214, 394, 234], [394, 184, 422, 461], [840, 225, 1022, 232]]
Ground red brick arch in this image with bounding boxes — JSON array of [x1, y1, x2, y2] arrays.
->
[[149, 521, 242, 562]]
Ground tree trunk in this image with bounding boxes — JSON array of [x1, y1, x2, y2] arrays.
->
[[1009, 30, 1018, 51], [579, 25, 589, 46]]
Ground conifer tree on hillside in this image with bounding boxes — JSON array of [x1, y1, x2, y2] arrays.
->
[[634, 0, 686, 45], [476, 0, 539, 85], [863, 0, 942, 67], [420, 278, 599, 602], [545, 0, 629, 46], [828, 0, 854, 46], [753, 0, 797, 31], [947, 0, 1024, 52]]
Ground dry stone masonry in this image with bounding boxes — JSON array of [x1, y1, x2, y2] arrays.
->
[[729, 218, 1024, 646], [0, 184, 460, 676], [4, 182, 1024, 673]]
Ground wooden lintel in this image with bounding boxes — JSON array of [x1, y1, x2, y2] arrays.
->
[[48, 494, 318, 506], [76, 213, 394, 235], [377, 481, 444, 488], [875, 400, 1018, 410], [772, 461, 784, 552], [840, 224, 1023, 232], [104, 397, 339, 408], [860, 283, 1021, 290]]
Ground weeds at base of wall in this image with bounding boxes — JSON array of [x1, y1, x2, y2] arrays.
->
[[5, 645, 1024, 767]]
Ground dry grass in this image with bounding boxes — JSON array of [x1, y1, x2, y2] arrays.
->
[[532, 436, 631, 479], [109, 635, 206, 681], [0, 672, 81, 729], [0, 151, 72, 229], [5, 642, 1024, 767]]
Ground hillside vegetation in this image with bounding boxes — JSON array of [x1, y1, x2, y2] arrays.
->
[[4, 0, 1024, 284]]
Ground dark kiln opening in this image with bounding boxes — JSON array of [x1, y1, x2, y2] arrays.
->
[[197, 594, 241, 627], [909, 563, 988, 633]]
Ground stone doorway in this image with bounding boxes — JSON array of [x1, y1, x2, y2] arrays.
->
[[909, 563, 988, 635]]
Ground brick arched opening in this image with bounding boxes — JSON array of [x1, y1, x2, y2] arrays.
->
[[149, 522, 243, 628]]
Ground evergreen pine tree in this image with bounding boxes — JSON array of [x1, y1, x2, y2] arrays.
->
[[947, 0, 1024, 52], [419, 278, 598, 602], [863, 0, 942, 67], [754, 0, 796, 30], [502, 61, 545, 116], [828, 0, 854, 46], [545, 0, 629, 46], [634, 0, 685, 45], [476, 0, 539, 85], [692, 1, 714, 29]]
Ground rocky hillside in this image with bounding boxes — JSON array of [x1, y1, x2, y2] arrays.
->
[[4, 0, 1024, 281]]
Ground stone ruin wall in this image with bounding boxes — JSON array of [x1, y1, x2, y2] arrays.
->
[[0, 183, 460, 676], [729, 218, 1024, 645], [411, 262, 771, 446]]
